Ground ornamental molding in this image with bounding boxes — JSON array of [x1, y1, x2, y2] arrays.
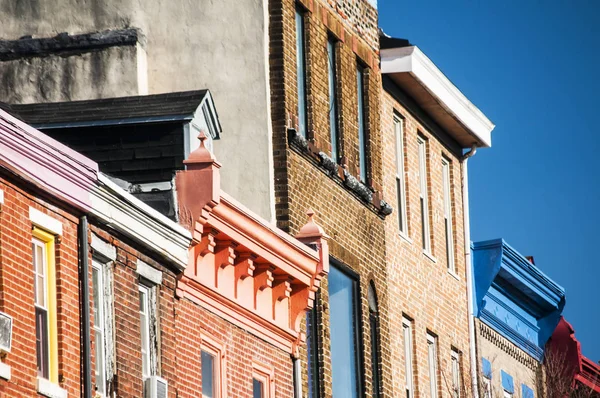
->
[[176, 133, 329, 356]]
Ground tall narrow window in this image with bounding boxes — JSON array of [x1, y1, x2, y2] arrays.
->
[[329, 264, 361, 398], [139, 285, 151, 379], [427, 333, 438, 398], [394, 115, 408, 234], [327, 37, 340, 162], [442, 158, 455, 273], [306, 305, 320, 398], [295, 7, 308, 138], [201, 338, 224, 398], [417, 137, 431, 253], [482, 358, 492, 398], [252, 365, 272, 398], [33, 237, 49, 379], [501, 371, 514, 398], [202, 351, 215, 398], [92, 262, 106, 395], [32, 228, 58, 384], [357, 64, 368, 182], [451, 349, 461, 398], [402, 318, 414, 398], [368, 283, 381, 398]]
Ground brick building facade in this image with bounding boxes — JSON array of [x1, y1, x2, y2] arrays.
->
[[0, 103, 329, 398], [472, 239, 566, 398]]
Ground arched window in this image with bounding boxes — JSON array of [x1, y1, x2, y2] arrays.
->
[[368, 281, 382, 398]]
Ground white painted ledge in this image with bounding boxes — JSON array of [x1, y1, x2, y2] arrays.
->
[[91, 233, 117, 263], [0, 361, 10, 380], [30, 207, 63, 236], [137, 259, 162, 285], [37, 377, 68, 398], [0, 189, 4, 205]]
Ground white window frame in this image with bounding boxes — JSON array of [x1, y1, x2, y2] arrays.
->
[[395, 115, 408, 236], [92, 261, 107, 396], [503, 391, 513, 398], [427, 333, 438, 398], [33, 238, 49, 379], [139, 285, 151, 379], [295, 6, 308, 138], [402, 318, 414, 398], [483, 378, 492, 398], [418, 137, 431, 254], [451, 349, 460, 398], [442, 158, 456, 275]]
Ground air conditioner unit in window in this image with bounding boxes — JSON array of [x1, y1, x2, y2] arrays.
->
[[0, 312, 12, 353], [144, 375, 168, 398]]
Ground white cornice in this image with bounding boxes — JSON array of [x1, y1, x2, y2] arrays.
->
[[90, 174, 191, 270], [381, 46, 495, 148]]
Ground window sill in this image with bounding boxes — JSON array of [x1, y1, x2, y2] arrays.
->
[[448, 270, 460, 281], [399, 231, 413, 244], [423, 250, 437, 263], [0, 361, 10, 380], [37, 377, 68, 398]]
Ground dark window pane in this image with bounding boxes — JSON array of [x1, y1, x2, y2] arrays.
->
[[421, 198, 426, 250], [396, 177, 404, 233], [370, 314, 381, 398], [357, 66, 367, 182], [253, 378, 263, 398], [307, 307, 320, 398], [36, 307, 49, 379], [201, 350, 215, 398], [328, 38, 339, 162], [295, 9, 307, 138], [328, 265, 359, 398]]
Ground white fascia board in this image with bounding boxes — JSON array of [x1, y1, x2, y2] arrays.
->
[[381, 46, 495, 148], [90, 174, 191, 270]]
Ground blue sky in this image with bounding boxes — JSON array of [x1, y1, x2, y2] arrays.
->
[[378, 1, 600, 360]]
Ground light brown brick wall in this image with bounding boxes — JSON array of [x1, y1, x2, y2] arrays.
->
[[270, 0, 391, 396], [381, 89, 472, 398], [476, 320, 541, 398]]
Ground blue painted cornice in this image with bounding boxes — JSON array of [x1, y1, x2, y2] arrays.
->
[[472, 238, 566, 358]]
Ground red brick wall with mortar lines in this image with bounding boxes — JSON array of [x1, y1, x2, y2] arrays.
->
[[381, 89, 472, 397], [0, 174, 81, 398], [269, 0, 391, 396], [175, 298, 294, 398]]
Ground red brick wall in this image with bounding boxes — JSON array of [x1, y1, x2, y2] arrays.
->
[[0, 174, 81, 397], [175, 298, 294, 398]]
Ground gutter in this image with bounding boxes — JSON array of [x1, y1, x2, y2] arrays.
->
[[461, 144, 479, 398], [79, 215, 92, 398]]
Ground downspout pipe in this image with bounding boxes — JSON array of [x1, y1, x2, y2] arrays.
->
[[461, 144, 479, 398], [79, 215, 92, 398]]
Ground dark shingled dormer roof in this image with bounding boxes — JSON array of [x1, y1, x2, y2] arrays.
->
[[10, 90, 210, 127]]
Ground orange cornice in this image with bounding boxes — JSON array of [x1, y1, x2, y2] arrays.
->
[[175, 133, 329, 357]]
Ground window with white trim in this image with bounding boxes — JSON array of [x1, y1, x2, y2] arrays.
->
[[451, 349, 460, 398], [442, 158, 455, 274], [32, 229, 58, 383], [418, 137, 431, 253], [395, 115, 408, 235], [139, 285, 151, 379], [483, 378, 492, 398], [427, 333, 438, 398], [402, 317, 414, 398], [92, 261, 107, 396]]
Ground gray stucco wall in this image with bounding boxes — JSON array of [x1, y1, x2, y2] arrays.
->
[[0, 0, 274, 221]]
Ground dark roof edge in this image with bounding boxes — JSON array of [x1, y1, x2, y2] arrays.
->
[[378, 28, 411, 50], [0, 28, 142, 61]]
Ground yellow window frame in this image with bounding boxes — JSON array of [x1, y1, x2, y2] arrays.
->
[[33, 227, 59, 383]]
